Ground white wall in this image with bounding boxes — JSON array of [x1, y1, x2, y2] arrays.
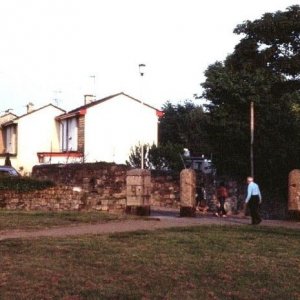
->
[[84, 94, 158, 163], [11, 106, 62, 174]]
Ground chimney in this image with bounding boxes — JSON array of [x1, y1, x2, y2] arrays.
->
[[84, 95, 95, 105], [26, 102, 34, 113]]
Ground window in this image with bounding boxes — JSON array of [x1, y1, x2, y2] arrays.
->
[[60, 117, 78, 151], [4, 125, 17, 155]]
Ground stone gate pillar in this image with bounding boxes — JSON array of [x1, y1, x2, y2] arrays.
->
[[180, 168, 196, 217], [126, 169, 151, 216], [288, 169, 300, 219]]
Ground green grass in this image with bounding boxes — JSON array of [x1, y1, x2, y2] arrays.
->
[[0, 225, 299, 299], [0, 210, 135, 231]]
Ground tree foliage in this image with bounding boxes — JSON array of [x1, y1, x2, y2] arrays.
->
[[126, 142, 184, 171], [233, 5, 300, 79], [201, 5, 300, 191], [159, 101, 211, 157]]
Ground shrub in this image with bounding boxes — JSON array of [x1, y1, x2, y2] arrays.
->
[[0, 177, 55, 192]]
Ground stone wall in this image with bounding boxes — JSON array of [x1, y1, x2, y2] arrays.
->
[[0, 163, 183, 212], [1, 162, 128, 212], [1, 186, 125, 211], [0, 163, 249, 214], [31, 162, 128, 188], [151, 171, 181, 208]]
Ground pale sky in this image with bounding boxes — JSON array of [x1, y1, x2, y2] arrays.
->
[[0, 0, 298, 115]]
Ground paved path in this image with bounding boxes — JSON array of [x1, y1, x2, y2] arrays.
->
[[0, 207, 299, 241]]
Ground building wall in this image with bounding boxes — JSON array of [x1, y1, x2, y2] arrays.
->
[[0, 106, 63, 174], [84, 94, 158, 164], [78, 114, 85, 152], [0, 129, 5, 154]]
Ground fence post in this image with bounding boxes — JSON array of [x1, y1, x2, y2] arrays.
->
[[180, 168, 196, 217], [126, 168, 151, 216], [288, 169, 300, 220]]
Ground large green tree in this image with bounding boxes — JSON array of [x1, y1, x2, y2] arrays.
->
[[158, 101, 211, 157], [202, 5, 300, 192]]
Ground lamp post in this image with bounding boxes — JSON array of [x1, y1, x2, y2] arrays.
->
[[138, 64, 146, 169]]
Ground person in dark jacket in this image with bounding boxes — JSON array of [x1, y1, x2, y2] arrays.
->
[[216, 182, 228, 217]]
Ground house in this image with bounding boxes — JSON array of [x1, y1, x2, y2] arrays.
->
[[38, 92, 163, 165], [0, 104, 65, 174]]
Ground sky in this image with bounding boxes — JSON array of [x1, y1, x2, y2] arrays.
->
[[0, 0, 298, 115]]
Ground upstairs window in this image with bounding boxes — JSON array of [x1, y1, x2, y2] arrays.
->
[[60, 117, 78, 151], [4, 125, 17, 155]]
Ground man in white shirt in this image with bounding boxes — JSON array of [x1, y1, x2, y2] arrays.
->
[[245, 176, 262, 225]]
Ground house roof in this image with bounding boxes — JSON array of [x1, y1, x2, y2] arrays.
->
[[56, 92, 163, 120], [0, 112, 18, 119], [0, 112, 18, 126], [1, 104, 65, 126]]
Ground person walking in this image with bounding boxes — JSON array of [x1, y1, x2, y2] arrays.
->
[[216, 182, 228, 217], [245, 176, 262, 225]]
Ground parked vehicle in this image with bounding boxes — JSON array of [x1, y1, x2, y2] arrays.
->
[[0, 166, 21, 177], [181, 155, 216, 175]]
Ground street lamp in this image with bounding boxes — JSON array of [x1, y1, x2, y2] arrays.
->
[[139, 64, 146, 76], [138, 64, 146, 169]]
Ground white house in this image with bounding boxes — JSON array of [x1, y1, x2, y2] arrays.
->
[[38, 92, 163, 165], [0, 104, 65, 174]]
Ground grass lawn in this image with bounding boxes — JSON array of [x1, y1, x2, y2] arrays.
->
[[0, 225, 299, 299], [0, 210, 136, 231]]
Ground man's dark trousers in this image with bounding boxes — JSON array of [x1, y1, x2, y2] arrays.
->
[[248, 195, 261, 224]]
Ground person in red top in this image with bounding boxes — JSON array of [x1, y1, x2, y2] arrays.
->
[[216, 182, 228, 217]]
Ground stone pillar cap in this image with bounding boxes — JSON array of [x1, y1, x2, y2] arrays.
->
[[127, 168, 151, 176]]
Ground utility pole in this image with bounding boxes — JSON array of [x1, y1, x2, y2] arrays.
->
[[250, 101, 254, 178]]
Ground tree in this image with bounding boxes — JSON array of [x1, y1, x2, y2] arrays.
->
[[233, 5, 300, 80], [158, 101, 211, 157], [201, 5, 300, 192], [126, 142, 184, 171]]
